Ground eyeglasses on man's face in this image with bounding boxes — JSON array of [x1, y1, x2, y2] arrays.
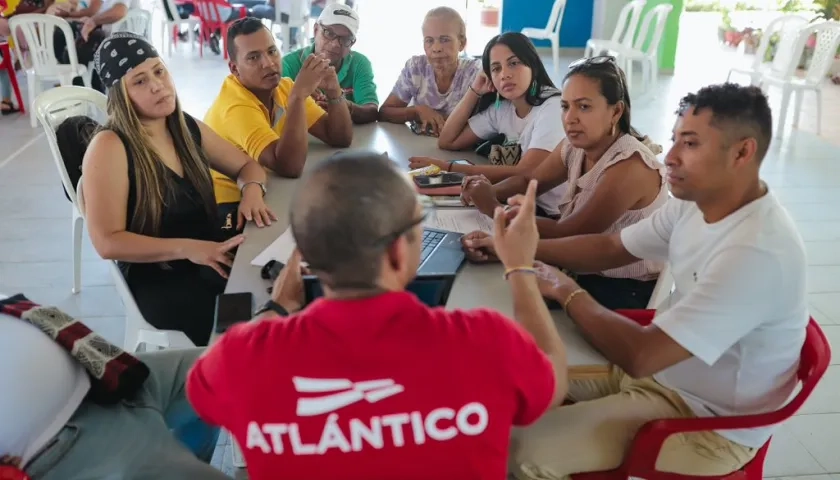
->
[[318, 23, 356, 48]]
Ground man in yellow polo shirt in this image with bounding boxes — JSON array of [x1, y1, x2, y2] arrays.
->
[[205, 17, 353, 237]]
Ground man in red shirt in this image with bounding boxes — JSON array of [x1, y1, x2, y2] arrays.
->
[[187, 151, 568, 479]]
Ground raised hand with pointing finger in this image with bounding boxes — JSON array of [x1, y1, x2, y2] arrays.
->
[[492, 179, 540, 270]]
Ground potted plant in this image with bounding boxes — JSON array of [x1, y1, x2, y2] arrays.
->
[[477, 0, 500, 28]]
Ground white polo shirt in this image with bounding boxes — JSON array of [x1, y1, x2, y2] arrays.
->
[[0, 310, 90, 464], [619, 192, 808, 448]]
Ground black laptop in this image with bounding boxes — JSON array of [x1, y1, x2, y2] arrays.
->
[[303, 226, 465, 307]]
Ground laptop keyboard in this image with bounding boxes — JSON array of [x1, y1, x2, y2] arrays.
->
[[421, 230, 447, 263]]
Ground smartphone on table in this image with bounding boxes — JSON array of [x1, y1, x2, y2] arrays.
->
[[413, 172, 465, 188], [213, 292, 254, 334]]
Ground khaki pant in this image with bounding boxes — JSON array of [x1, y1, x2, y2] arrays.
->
[[509, 367, 757, 480]]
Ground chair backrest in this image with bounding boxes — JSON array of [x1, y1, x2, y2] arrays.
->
[[194, 0, 231, 28], [775, 318, 832, 419], [111, 8, 153, 40], [631, 3, 672, 56], [543, 0, 567, 35], [8, 14, 80, 76], [161, 0, 183, 22], [647, 262, 673, 309], [749, 14, 809, 70], [34, 86, 108, 210], [768, 17, 811, 76], [610, 0, 647, 46], [802, 20, 840, 84]]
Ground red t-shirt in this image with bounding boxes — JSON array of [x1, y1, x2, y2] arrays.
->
[[187, 291, 555, 480]]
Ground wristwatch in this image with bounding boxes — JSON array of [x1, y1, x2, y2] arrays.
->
[[254, 299, 289, 317], [241, 181, 266, 197]]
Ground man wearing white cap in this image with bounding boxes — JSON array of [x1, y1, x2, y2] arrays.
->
[[282, 3, 379, 124]]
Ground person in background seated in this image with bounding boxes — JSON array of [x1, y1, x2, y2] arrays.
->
[[205, 17, 351, 237], [0, 300, 227, 479], [501, 83, 808, 479], [83, 33, 274, 346], [187, 152, 568, 480], [378, 6, 480, 136], [408, 32, 566, 217], [281, 3, 378, 124], [0, 70, 19, 115], [461, 57, 666, 310]]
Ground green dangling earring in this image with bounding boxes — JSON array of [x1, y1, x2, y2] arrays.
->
[[494, 92, 501, 109], [530, 81, 537, 96]]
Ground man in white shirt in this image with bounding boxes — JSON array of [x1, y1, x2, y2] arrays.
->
[[0, 300, 228, 479], [466, 83, 809, 478]]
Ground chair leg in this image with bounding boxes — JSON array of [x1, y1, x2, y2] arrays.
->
[[6, 62, 25, 114], [72, 214, 83, 294], [27, 73, 38, 128], [793, 89, 803, 129], [776, 87, 791, 139], [814, 88, 822, 135]]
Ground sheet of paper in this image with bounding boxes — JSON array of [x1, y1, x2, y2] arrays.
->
[[251, 228, 297, 267], [426, 208, 494, 234]]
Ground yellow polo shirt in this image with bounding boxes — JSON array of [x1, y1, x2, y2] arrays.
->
[[205, 75, 326, 204]]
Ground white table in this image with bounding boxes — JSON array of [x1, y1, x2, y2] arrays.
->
[[224, 122, 608, 368]]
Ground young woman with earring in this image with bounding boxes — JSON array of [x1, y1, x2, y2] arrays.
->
[[407, 32, 567, 217], [460, 56, 668, 310]]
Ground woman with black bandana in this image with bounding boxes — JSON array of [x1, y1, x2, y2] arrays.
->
[[82, 32, 276, 346]]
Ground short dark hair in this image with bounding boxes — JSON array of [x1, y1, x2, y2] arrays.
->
[[226, 17, 268, 60], [289, 151, 418, 289], [677, 83, 773, 163], [475, 32, 560, 114]]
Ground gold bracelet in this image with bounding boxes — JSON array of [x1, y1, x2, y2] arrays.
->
[[503, 266, 536, 280], [563, 288, 588, 311]]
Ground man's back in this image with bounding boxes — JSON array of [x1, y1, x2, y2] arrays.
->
[[187, 292, 555, 479]]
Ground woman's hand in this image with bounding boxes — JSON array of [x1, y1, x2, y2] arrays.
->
[[238, 184, 277, 229], [270, 249, 307, 313], [533, 261, 576, 301], [471, 72, 495, 96], [461, 175, 500, 215], [408, 156, 447, 170], [183, 234, 246, 279], [414, 105, 445, 137], [460, 230, 499, 263]]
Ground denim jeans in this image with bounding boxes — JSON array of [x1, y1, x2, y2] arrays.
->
[[24, 348, 227, 480]]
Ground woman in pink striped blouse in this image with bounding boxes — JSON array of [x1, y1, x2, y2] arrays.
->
[[461, 56, 667, 310]]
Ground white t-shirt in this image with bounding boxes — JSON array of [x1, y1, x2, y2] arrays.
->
[[468, 94, 567, 215], [620, 192, 808, 448], [102, 0, 141, 34], [0, 311, 91, 464]]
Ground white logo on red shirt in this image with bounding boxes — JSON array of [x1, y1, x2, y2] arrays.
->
[[245, 376, 490, 456], [294, 376, 405, 416]]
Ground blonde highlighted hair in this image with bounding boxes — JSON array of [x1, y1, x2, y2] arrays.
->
[[423, 6, 467, 46], [105, 78, 217, 238]]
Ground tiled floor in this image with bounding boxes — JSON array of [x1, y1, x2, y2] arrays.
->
[[1, 4, 840, 478]]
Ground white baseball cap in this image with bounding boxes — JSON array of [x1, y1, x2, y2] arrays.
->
[[317, 3, 360, 37]]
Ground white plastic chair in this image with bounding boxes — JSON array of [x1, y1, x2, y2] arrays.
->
[[75, 176, 196, 352], [611, 3, 673, 94], [584, 0, 647, 59], [520, 0, 567, 75], [33, 86, 108, 294], [726, 14, 809, 86], [760, 20, 840, 138], [9, 14, 91, 128], [160, 0, 199, 56], [111, 8, 154, 40], [275, 0, 312, 54]]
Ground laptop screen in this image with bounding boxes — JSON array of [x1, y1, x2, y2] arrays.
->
[[303, 276, 454, 307]]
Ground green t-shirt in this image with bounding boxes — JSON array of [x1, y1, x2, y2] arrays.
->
[[281, 46, 379, 106]]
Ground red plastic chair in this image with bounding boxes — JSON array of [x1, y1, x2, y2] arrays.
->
[[572, 310, 831, 480], [0, 41, 25, 114], [193, 0, 246, 60], [0, 465, 29, 480]]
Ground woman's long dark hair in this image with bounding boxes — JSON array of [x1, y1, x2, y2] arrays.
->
[[474, 32, 560, 115], [564, 58, 646, 142]]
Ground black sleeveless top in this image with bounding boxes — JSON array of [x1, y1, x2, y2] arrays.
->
[[117, 114, 218, 279]]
